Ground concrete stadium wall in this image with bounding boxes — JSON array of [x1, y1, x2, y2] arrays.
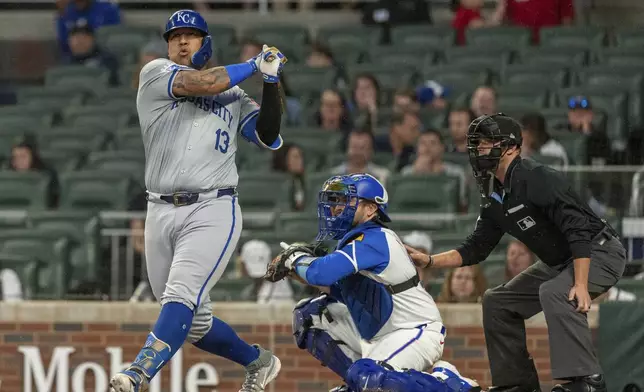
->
[[0, 301, 599, 392]]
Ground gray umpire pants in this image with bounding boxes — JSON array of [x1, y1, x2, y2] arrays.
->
[[482, 234, 626, 386]]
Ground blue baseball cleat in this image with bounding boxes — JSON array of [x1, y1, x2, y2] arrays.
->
[[432, 360, 482, 392]]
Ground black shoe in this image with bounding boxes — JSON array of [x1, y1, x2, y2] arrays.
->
[[487, 385, 540, 392], [551, 374, 606, 392]]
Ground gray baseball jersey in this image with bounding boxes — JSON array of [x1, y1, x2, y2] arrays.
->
[[137, 58, 271, 194]]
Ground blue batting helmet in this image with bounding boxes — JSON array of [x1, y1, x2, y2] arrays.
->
[[163, 10, 209, 41], [163, 10, 212, 69], [316, 173, 391, 241]]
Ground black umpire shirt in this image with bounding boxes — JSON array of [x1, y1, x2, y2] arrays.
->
[[456, 156, 608, 267]]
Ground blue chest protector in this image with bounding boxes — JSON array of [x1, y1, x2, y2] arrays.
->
[[331, 223, 393, 340]]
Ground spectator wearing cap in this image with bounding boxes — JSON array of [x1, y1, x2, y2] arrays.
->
[[416, 80, 449, 110], [448, 107, 475, 154], [132, 40, 167, 89], [564, 96, 611, 167], [65, 22, 119, 86], [470, 86, 497, 117], [374, 110, 421, 172], [239, 240, 294, 304], [402, 231, 433, 290], [57, 0, 121, 59], [520, 112, 569, 166]]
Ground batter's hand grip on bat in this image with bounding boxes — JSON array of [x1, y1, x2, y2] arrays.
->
[[280, 242, 291, 250]]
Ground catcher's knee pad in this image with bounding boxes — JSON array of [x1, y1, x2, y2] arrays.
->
[[292, 295, 352, 378], [346, 359, 452, 392]]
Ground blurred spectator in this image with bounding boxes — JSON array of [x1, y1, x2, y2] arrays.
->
[[448, 107, 475, 153], [351, 73, 380, 125], [362, 0, 432, 27], [416, 80, 449, 110], [306, 42, 335, 68], [437, 265, 487, 303], [375, 110, 421, 171], [239, 37, 262, 64], [470, 86, 497, 117], [272, 143, 307, 211], [9, 139, 59, 208], [520, 113, 569, 166], [564, 96, 611, 166], [240, 240, 294, 304], [315, 89, 353, 134], [132, 40, 167, 89], [331, 131, 390, 184], [57, 0, 121, 59], [505, 240, 536, 282], [392, 88, 420, 115], [402, 231, 433, 290], [0, 268, 23, 301], [501, 0, 574, 42], [451, 0, 504, 45], [278, 73, 303, 126], [401, 130, 468, 210], [65, 23, 119, 86]]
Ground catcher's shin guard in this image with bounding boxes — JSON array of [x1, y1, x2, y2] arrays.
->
[[345, 359, 454, 392], [292, 295, 353, 378]]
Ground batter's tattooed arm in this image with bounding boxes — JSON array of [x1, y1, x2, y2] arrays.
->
[[172, 67, 231, 97]]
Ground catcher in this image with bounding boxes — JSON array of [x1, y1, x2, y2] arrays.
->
[[264, 173, 480, 392]]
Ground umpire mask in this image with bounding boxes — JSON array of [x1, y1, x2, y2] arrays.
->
[[466, 114, 522, 206]]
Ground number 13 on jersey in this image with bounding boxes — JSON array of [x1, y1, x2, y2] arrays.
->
[[215, 128, 230, 154]]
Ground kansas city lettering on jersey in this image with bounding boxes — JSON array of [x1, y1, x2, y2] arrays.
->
[[170, 97, 234, 128]]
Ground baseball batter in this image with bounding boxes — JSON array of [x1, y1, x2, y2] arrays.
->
[[264, 173, 481, 392], [110, 9, 286, 392]]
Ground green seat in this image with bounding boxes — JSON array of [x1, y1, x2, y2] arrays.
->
[[59, 171, 134, 211], [210, 277, 256, 302], [369, 45, 438, 69], [391, 25, 455, 49], [465, 26, 530, 49], [26, 211, 101, 285], [502, 64, 569, 89], [236, 140, 274, 172], [614, 28, 644, 48], [113, 131, 144, 153], [539, 26, 606, 49], [326, 42, 365, 66], [419, 109, 448, 130], [104, 33, 150, 64], [208, 24, 236, 48], [0, 107, 54, 128], [387, 174, 460, 213], [496, 85, 549, 109], [548, 128, 589, 164], [89, 88, 137, 105], [16, 87, 85, 105], [45, 65, 110, 87], [38, 130, 107, 155], [40, 149, 81, 172], [286, 66, 337, 98], [0, 253, 41, 299], [237, 171, 290, 211], [95, 25, 159, 48], [528, 154, 566, 168], [596, 47, 644, 67], [482, 254, 507, 288], [63, 104, 134, 128], [444, 48, 511, 78], [0, 230, 72, 298], [85, 151, 145, 185], [519, 47, 588, 68], [614, 278, 644, 297], [244, 24, 309, 47], [348, 64, 416, 91], [0, 171, 52, 209], [423, 65, 490, 94], [317, 25, 380, 47], [277, 212, 319, 233], [243, 230, 320, 256]]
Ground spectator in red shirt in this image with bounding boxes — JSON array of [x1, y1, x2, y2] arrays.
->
[[501, 0, 574, 42], [451, 0, 504, 45]]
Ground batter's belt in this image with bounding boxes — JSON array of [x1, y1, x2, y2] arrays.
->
[[146, 187, 237, 206]]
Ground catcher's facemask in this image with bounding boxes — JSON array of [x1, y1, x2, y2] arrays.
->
[[317, 176, 360, 242]]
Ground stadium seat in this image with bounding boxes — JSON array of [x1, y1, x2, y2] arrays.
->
[[501, 64, 569, 89], [316, 24, 380, 47], [89, 88, 137, 106], [595, 47, 644, 68], [39, 149, 81, 173], [104, 32, 150, 64], [0, 171, 52, 209], [387, 174, 460, 213], [326, 41, 365, 66], [519, 47, 589, 68], [58, 170, 134, 211], [496, 85, 550, 110], [539, 26, 606, 49], [210, 277, 256, 301], [614, 278, 644, 297], [465, 26, 531, 50], [208, 24, 237, 47], [37, 130, 108, 155], [391, 25, 456, 49], [244, 24, 310, 47], [277, 212, 319, 233], [63, 104, 134, 128], [614, 28, 644, 48], [285, 66, 337, 98], [368, 45, 439, 69], [0, 229, 72, 298], [95, 25, 159, 48], [236, 171, 290, 212], [45, 65, 110, 87], [85, 151, 146, 186], [0, 252, 40, 299], [419, 109, 448, 130], [423, 65, 490, 96], [0, 106, 54, 128]]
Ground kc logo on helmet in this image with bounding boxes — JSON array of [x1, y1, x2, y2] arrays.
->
[[175, 11, 196, 25]]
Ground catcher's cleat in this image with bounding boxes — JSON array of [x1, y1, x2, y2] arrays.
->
[[551, 374, 606, 392], [238, 344, 281, 392]]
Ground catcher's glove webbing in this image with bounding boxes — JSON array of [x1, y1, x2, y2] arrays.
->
[[263, 242, 328, 283]]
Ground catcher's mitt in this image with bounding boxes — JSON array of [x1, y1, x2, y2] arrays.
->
[[263, 242, 328, 283]]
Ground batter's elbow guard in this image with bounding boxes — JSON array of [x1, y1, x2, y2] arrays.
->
[[191, 35, 213, 69]]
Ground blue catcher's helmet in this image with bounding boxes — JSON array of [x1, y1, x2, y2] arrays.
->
[[163, 10, 212, 68], [317, 173, 391, 241]]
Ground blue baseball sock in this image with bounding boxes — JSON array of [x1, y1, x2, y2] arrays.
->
[[128, 302, 193, 380], [193, 316, 260, 366]]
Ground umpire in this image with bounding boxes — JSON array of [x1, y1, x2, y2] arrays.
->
[[406, 114, 626, 392]]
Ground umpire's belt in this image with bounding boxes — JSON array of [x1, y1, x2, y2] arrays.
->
[[146, 187, 236, 206]]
